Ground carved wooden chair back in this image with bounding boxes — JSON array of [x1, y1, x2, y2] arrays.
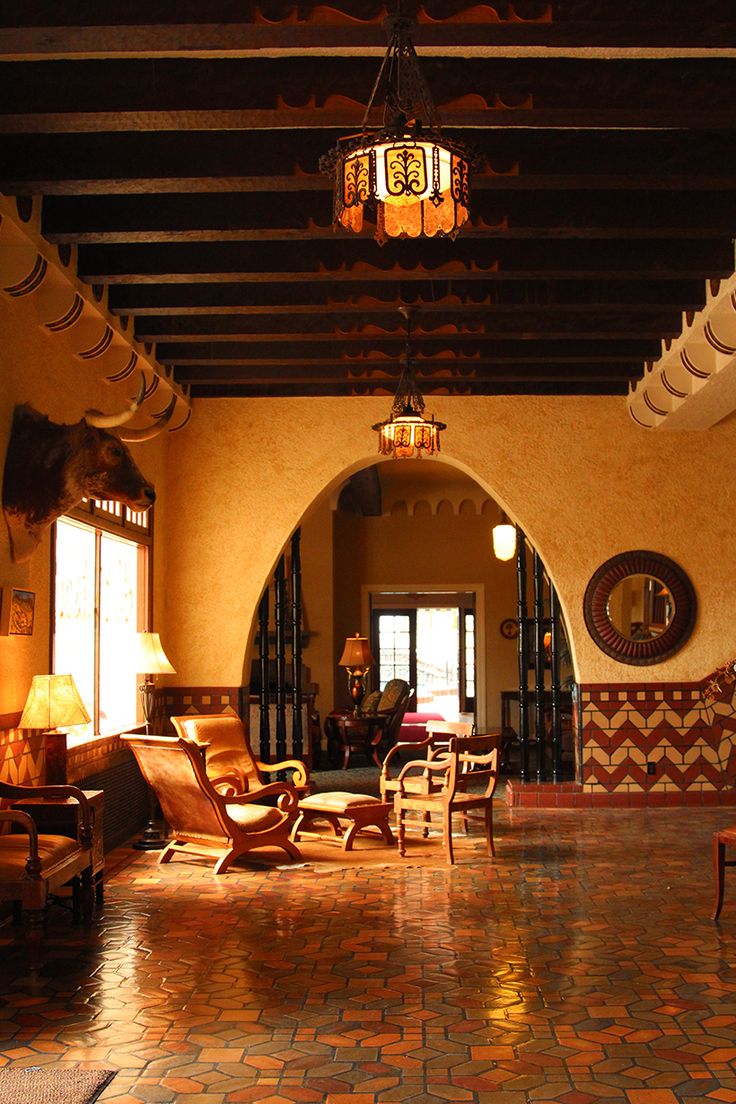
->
[[170, 713, 309, 796], [380, 717, 473, 802]]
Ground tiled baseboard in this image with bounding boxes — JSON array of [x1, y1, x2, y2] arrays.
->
[[506, 779, 736, 808]]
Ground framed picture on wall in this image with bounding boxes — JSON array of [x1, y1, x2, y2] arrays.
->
[[0, 587, 35, 636]]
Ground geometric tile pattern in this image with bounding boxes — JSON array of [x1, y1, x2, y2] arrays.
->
[[1, 803, 736, 1104], [0, 723, 44, 787], [580, 679, 736, 796], [161, 685, 241, 735]]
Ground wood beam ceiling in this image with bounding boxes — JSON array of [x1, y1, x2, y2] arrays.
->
[[1, 1, 734, 398]]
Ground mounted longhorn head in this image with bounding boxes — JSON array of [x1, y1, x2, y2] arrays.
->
[[85, 373, 179, 441], [2, 398, 159, 564]]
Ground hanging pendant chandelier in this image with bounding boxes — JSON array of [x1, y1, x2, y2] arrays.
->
[[372, 306, 446, 458], [320, 6, 475, 245]]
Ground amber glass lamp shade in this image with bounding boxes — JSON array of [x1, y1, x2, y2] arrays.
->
[[338, 633, 374, 716]]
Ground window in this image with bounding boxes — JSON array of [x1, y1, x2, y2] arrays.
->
[[54, 507, 149, 736]]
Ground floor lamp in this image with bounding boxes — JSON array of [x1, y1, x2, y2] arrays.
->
[[132, 631, 175, 851]]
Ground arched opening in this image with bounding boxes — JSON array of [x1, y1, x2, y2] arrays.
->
[[247, 455, 576, 781]]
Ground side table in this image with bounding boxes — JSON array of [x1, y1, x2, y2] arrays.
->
[[12, 789, 105, 906], [324, 712, 386, 769]]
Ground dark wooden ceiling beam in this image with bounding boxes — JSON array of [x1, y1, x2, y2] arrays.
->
[[42, 190, 736, 244], [2, 56, 733, 116], [8, 128, 732, 181], [174, 360, 643, 379], [2, 18, 735, 58], [187, 381, 631, 397], [170, 348, 652, 370], [3, 106, 734, 134], [77, 238, 732, 284], [136, 313, 682, 341], [109, 278, 708, 314]]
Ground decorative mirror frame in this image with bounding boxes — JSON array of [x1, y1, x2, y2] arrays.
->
[[583, 550, 696, 665]]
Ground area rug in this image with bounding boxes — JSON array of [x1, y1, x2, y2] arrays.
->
[[0, 1067, 116, 1104]]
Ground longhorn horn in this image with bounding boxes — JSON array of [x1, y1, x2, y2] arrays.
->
[[85, 373, 146, 428], [117, 393, 179, 442]]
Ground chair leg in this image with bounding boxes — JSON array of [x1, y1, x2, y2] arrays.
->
[[279, 838, 302, 862], [422, 810, 431, 838], [485, 803, 495, 858], [713, 834, 726, 920], [397, 806, 406, 857], [443, 813, 455, 865]]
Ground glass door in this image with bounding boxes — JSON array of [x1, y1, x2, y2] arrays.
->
[[372, 599, 476, 719]]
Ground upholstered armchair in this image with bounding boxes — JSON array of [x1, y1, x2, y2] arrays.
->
[[361, 678, 413, 757], [171, 712, 310, 797], [122, 734, 302, 874]]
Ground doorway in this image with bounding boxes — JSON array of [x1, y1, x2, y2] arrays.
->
[[370, 594, 476, 719]]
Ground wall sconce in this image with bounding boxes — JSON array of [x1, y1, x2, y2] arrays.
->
[[19, 673, 91, 784], [338, 633, 375, 716], [492, 514, 517, 561]]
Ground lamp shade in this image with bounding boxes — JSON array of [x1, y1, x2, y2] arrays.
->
[[338, 634, 374, 671], [134, 632, 175, 676], [492, 522, 517, 562], [19, 673, 90, 731]]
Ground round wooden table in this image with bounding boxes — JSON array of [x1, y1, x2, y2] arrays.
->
[[324, 712, 386, 769]]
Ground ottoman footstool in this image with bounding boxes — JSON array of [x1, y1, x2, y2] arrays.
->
[[291, 792, 395, 851]]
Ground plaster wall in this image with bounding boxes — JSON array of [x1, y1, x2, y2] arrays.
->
[[164, 396, 736, 690]]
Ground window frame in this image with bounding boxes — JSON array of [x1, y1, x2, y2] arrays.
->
[[51, 500, 153, 738]]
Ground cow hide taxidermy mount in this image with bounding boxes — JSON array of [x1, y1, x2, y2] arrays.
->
[[2, 401, 158, 563]]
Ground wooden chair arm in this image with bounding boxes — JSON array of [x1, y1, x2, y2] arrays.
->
[[381, 735, 433, 779], [395, 756, 451, 791], [256, 759, 310, 789], [0, 782, 92, 837], [225, 780, 299, 815], [0, 809, 39, 857]]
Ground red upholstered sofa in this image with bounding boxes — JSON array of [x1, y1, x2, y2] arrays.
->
[[398, 712, 445, 743]]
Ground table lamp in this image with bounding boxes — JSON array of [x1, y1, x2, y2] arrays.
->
[[19, 673, 91, 785], [134, 631, 175, 733], [338, 633, 374, 716]]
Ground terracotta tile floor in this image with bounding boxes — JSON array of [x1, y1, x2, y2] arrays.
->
[[2, 802, 736, 1104]]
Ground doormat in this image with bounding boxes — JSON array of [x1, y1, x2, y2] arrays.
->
[[0, 1067, 116, 1104]]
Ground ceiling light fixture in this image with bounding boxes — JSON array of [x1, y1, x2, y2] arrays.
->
[[320, 4, 475, 244], [492, 513, 517, 561], [372, 305, 446, 458]]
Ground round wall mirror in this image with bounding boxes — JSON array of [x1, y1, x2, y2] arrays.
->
[[584, 551, 695, 665]]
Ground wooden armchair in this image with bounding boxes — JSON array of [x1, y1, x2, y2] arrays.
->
[[122, 734, 302, 874], [392, 733, 500, 865], [380, 718, 474, 803], [0, 781, 95, 967], [171, 712, 310, 796]]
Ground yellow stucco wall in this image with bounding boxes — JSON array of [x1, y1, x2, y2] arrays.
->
[[4, 281, 736, 725], [163, 395, 736, 690]]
